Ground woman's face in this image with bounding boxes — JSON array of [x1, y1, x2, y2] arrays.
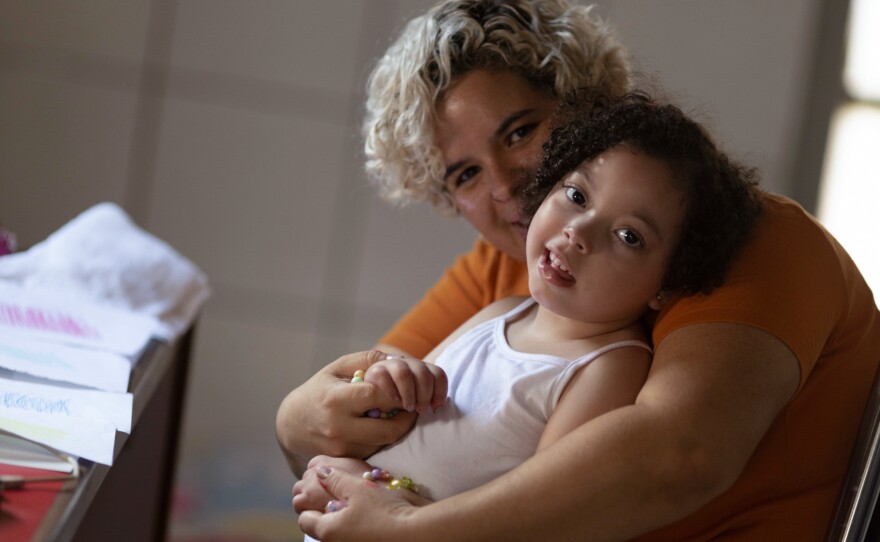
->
[[434, 70, 557, 261], [526, 146, 685, 327]]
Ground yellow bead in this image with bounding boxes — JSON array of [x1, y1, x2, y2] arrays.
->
[[354, 370, 365, 379]]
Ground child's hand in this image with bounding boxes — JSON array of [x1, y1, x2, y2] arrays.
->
[[364, 356, 447, 414], [293, 455, 371, 514]]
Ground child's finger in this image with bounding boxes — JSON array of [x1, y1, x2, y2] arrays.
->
[[382, 360, 418, 412], [427, 364, 448, 410], [362, 363, 402, 404], [293, 470, 334, 513], [407, 361, 439, 413]]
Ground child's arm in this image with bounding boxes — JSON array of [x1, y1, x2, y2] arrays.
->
[[536, 343, 651, 451], [366, 295, 530, 413]]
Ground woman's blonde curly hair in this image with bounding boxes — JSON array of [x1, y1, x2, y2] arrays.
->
[[363, 0, 631, 215]]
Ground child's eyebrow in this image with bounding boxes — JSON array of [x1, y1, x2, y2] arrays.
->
[[632, 211, 662, 239], [581, 168, 665, 239]]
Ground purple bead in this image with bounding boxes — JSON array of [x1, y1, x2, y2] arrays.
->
[[371, 468, 383, 480], [366, 408, 381, 418]]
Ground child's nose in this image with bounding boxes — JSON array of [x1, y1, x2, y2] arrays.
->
[[563, 225, 588, 253]]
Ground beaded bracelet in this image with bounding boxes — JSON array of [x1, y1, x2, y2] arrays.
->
[[350, 370, 400, 419], [362, 467, 419, 494]]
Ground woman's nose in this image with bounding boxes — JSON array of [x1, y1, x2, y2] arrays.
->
[[488, 178, 513, 203], [563, 225, 588, 252], [486, 161, 514, 203]]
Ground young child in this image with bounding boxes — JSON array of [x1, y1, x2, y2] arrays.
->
[[294, 90, 763, 510]]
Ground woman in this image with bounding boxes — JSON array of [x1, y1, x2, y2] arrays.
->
[[277, 1, 880, 540]]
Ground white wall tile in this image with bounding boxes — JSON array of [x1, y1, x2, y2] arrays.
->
[[595, 0, 821, 194], [0, 1, 151, 62], [355, 195, 477, 315], [171, 0, 369, 95], [146, 96, 351, 299], [179, 311, 317, 453], [0, 74, 136, 246]]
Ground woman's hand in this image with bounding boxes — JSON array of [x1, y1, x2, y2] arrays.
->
[[293, 455, 373, 514], [297, 464, 431, 542], [275, 350, 419, 476]]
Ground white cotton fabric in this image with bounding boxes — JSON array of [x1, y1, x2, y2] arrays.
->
[[368, 298, 651, 500], [0, 202, 209, 340]]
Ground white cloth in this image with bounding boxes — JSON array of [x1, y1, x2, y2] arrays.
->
[[0, 202, 209, 340], [367, 298, 651, 500]]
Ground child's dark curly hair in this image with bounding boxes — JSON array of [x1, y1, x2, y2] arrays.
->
[[521, 90, 764, 297]]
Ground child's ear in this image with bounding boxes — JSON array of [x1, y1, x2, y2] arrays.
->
[[648, 292, 665, 311]]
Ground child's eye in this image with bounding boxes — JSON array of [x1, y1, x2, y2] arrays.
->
[[615, 229, 644, 248], [564, 186, 587, 206]]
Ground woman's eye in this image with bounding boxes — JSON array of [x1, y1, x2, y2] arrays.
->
[[616, 229, 644, 248], [509, 124, 536, 145], [564, 186, 587, 206], [454, 166, 480, 188]]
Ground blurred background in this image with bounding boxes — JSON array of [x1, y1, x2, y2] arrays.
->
[[0, 0, 876, 540]]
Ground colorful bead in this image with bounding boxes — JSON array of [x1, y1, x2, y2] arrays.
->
[[353, 370, 365, 379], [362, 467, 419, 494], [350, 376, 364, 383], [363, 407, 401, 418], [386, 476, 419, 493]]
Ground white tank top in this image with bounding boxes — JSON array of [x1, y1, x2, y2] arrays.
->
[[367, 298, 651, 500]]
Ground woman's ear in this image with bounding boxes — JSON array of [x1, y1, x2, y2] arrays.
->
[[648, 291, 665, 311]]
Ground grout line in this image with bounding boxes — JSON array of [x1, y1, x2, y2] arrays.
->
[[0, 41, 356, 125], [123, 0, 179, 226], [0, 40, 141, 93], [309, 0, 404, 372]]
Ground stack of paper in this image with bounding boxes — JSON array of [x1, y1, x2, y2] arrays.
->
[[0, 282, 156, 466], [0, 203, 209, 468]]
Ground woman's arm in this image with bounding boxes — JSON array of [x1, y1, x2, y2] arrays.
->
[[277, 241, 523, 474], [300, 323, 800, 541], [275, 350, 419, 477], [277, 296, 528, 476]]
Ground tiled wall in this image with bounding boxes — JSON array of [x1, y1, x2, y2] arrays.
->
[[0, 1, 820, 539]]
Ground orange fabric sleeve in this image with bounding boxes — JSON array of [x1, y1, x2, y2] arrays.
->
[[638, 194, 880, 541], [653, 194, 850, 385], [378, 237, 529, 358]]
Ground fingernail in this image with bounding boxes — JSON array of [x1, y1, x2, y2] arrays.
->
[[324, 499, 348, 513], [316, 466, 332, 479]]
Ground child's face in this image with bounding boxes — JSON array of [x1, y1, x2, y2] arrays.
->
[[526, 145, 685, 326]]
